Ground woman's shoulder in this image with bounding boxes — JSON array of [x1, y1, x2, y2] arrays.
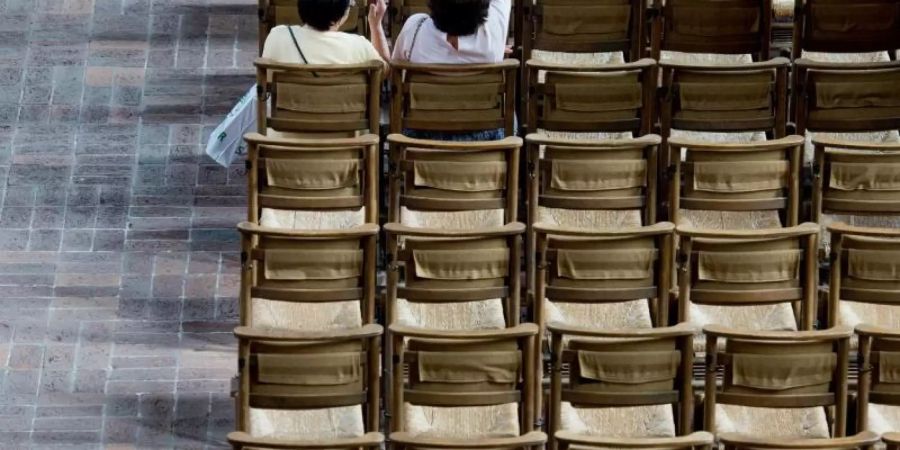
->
[[400, 13, 431, 35]]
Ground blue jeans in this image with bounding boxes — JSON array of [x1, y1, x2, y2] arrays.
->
[[403, 128, 506, 141]]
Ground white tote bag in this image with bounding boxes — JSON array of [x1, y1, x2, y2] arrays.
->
[[205, 84, 257, 167]]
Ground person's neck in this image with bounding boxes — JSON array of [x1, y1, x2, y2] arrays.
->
[[447, 35, 459, 50]]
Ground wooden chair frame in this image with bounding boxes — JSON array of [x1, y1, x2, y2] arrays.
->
[[676, 223, 821, 330], [389, 60, 519, 137], [255, 58, 383, 137], [547, 322, 698, 450], [258, 0, 369, 54], [703, 325, 853, 438], [887, 432, 900, 450], [555, 432, 713, 450], [791, 0, 900, 60], [719, 431, 880, 450], [856, 306, 900, 432], [525, 58, 657, 136], [667, 135, 805, 228], [244, 133, 379, 225], [649, 0, 773, 61], [794, 59, 900, 136], [229, 323, 383, 449]]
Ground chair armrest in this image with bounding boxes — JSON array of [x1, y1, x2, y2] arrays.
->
[[391, 59, 520, 72], [811, 136, 900, 152], [703, 325, 853, 342], [389, 323, 539, 340], [554, 431, 713, 448], [243, 132, 380, 147], [525, 133, 660, 148], [387, 134, 522, 149], [228, 431, 384, 449], [676, 222, 819, 240], [234, 324, 383, 342], [533, 222, 674, 238], [237, 222, 379, 239], [547, 322, 696, 339], [526, 58, 656, 72], [795, 58, 900, 71], [827, 222, 900, 239], [667, 135, 805, 152], [660, 57, 790, 71], [884, 432, 900, 445], [389, 431, 547, 449], [718, 431, 880, 449], [383, 222, 525, 238], [856, 323, 900, 339]]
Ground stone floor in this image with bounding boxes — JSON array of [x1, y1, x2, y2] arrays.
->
[[0, 0, 255, 447]]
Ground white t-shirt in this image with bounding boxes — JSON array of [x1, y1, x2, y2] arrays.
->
[[391, 0, 511, 64], [262, 24, 384, 65]]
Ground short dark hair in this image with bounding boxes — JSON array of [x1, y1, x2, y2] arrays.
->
[[298, 0, 352, 31], [428, 0, 491, 36]]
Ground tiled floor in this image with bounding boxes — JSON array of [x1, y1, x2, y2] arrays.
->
[[0, 0, 254, 447]]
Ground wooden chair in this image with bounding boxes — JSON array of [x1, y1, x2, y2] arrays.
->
[[676, 224, 821, 342], [236, 223, 378, 329], [525, 134, 661, 304], [228, 323, 383, 450], [555, 432, 713, 450], [386, 133, 521, 228], [792, 0, 900, 60], [255, 58, 383, 138], [547, 323, 698, 450], [794, 59, 900, 137], [857, 321, 900, 435], [525, 58, 657, 137], [388, 323, 545, 450], [244, 133, 379, 229], [258, 0, 368, 54], [719, 432, 880, 450], [667, 135, 804, 230], [389, 60, 519, 138], [703, 325, 853, 439], [650, 0, 773, 61]]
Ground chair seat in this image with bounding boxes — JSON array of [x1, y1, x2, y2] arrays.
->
[[714, 404, 830, 439], [560, 403, 676, 440], [867, 403, 900, 434], [400, 208, 505, 230], [678, 210, 783, 231], [260, 208, 367, 230], [660, 51, 753, 66], [403, 403, 520, 439], [249, 405, 364, 440], [538, 207, 643, 231], [545, 299, 653, 336], [688, 302, 798, 353], [250, 297, 363, 331], [395, 298, 507, 331]]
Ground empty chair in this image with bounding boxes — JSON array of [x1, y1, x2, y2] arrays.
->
[[525, 58, 657, 139], [857, 322, 900, 435], [668, 135, 804, 230], [387, 134, 521, 230], [650, 0, 773, 63], [388, 323, 545, 449], [389, 60, 518, 139], [792, 0, 900, 61], [718, 431, 880, 450], [255, 58, 383, 138], [228, 323, 383, 449], [547, 323, 697, 449], [676, 224, 820, 348], [244, 133, 378, 229], [703, 325, 853, 439], [257, 0, 369, 54], [794, 59, 900, 160]]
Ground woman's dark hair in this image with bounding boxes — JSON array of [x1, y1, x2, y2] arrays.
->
[[298, 0, 352, 31], [428, 0, 491, 36]]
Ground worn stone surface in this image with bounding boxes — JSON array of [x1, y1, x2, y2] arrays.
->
[[0, 0, 253, 447]]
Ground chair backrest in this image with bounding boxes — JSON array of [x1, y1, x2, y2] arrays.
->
[[256, 58, 383, 137], [233, 324, 383, 437], [526, 59, 657, 136], [387, 134, 521, 225], [245, 133, 379, 226], [703, 325, 852, 437], [534, 222, 675, 329], [237, 222, 379, 328], [676, 223, 820, 330], [857, 324, 900, 432], [651, 0, 772, 60], [719, 431, 881, 450], [523, 0, 645, 62], [668, 135, 804, 228], [384, 223, 524, 329], [794, 60, 900, 135], [792, 0, 900, 58], [259, 0, 368, 53], [390, 60, 519, 136], [659, 58, 790, 139], [547, 324, 695, 438], [812, 139, 900, 221]]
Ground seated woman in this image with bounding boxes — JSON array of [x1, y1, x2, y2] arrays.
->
[[392, 0, 512, 141], [263, 0, 390, 66]]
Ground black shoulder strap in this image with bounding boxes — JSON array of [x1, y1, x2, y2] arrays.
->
[[406, 16, 429, 60], [287, 26, 318, 77]]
